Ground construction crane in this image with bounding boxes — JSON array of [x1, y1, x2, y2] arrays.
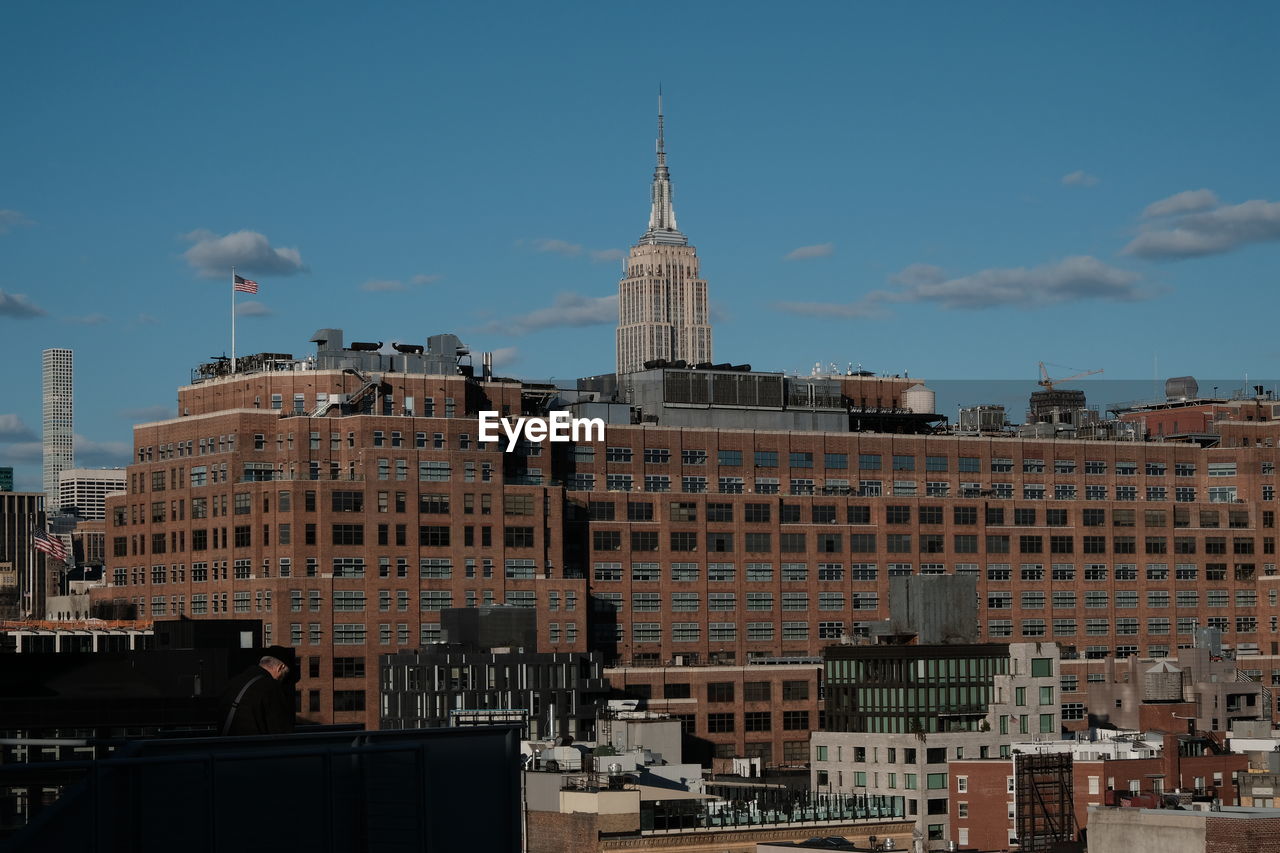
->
[[1038, 362, 1103, 392]]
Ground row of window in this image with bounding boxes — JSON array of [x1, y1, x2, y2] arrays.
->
[[987, 616, 1260, 636], [627, 621, 850, 642], [596, 591, 880, 612], [597, 451, 1252, 478], [589, 529, 1271, 555], [990, 589, 1261, 608], [583, 501, 1264, 528], [574, 473, 1257, 501]]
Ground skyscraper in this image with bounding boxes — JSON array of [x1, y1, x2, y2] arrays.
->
[[616, 94, 713, 375], [42, 348, 74, 508]]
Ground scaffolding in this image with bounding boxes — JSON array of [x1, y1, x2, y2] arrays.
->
[[1014, 752, 1076, 851]]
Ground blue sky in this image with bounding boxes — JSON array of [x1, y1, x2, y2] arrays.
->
[[2, 1, 1278, 490]]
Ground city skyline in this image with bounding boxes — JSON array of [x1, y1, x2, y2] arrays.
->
[[2, 2, 1279, 490]]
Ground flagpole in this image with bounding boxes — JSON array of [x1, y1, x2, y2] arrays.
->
[[231, 266, 237, 375]]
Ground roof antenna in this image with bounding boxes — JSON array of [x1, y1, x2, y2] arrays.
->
[[656, 84, 665, 164]]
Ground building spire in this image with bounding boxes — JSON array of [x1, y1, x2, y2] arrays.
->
[[641, 87, 687, 246], [656, 85, 665, 167]]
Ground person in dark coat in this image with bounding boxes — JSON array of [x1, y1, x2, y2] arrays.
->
[[217, 655, 295, 736]]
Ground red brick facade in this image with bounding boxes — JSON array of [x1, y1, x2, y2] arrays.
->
[[91, 366, 1280, 732]]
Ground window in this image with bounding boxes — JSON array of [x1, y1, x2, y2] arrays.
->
[[706, 713, 735, 733], [719, 449, 742, 466], [671, 532, 697, 551]]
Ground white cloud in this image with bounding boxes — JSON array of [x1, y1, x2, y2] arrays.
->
[[119, 405, 173, 423], [775, 299, 882, 319], [486, 292, 618, 335], [889, 263, 945, 288], [362, 273, 443, 291], [526, 239, 625, 263], [361, 279, 406, 292], [75, 434, 131, 466], [1142, 189, 1219, 218], [895, 256, 1143, 309], [777, 256, 1147, 318], [235, 300, 273, 317], [1124, 198, 1280, 259], [533, 238, 583, 256], [0, 209, 33, 234], [785, 243, 835, 261], [0, 442, 42, 462], [0, 290, 45, 318], [490, 346, 520, 369], [68, 313, 109, 325], [0, 414, 36, 441], [1061, 170, 1100, 187], [182, 229, 306, 278]]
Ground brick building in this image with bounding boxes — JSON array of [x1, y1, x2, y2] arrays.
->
[[604, 659, 822, 766], [812, 642, 1060, 844], [90, 328, 1280, 734], [948, 733, 1248, 850], [1088, 804, 1280, 853]]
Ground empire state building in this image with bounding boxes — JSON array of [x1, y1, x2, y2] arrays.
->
[[616, 96, 713, 376]]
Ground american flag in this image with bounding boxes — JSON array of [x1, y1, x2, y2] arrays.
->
[[234, 274, 259, 294], [32, 527, 68, 562]]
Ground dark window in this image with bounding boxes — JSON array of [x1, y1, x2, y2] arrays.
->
[[707, 713, 735, 733], [707, 532, 734, 552], [886, 505, 911, 524], [707, 502, 734, 522], [332, 524, 363, 546], [851, 534, 877, 552], [707, 682, 735, 703], [671, 532, 698, 552], [745, 503, 771, 523], [593, 530, 622, 550], [627, 501, 654, 521], [419, 494, 450, 514], [419, 525, 450, 547], [333, 690, 366, 712], [331, 491, 364, 512], [588, 501, 615, 521], [504, 526, 534, 548], [782, 680, 809, 700], [783, 710, 810, 730], [333, 657, 366, 678], [631, 531, 659, 551]]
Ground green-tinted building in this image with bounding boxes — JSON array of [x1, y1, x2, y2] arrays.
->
[[825, 642, 1042, 734]]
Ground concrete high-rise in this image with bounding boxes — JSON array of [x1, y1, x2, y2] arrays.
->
[[42, 348, 74, 507], [57, 468, 127, 521], [616, 95, 712, 375]]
